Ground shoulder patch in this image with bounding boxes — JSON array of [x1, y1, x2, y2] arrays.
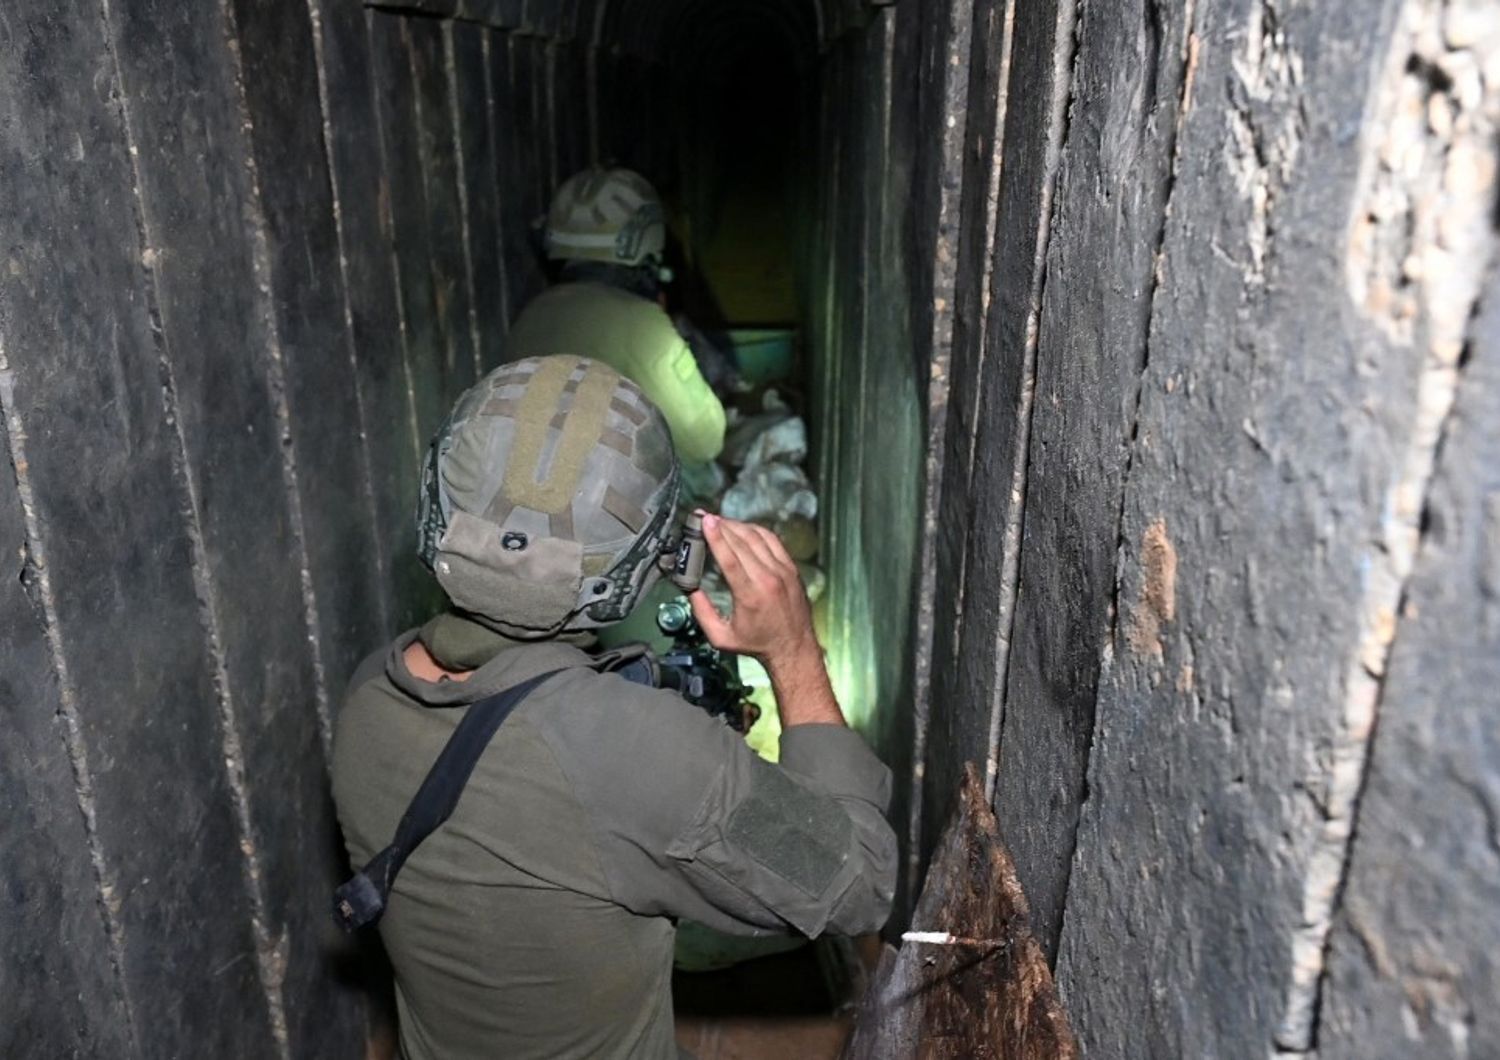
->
[[725, 766, 852, 898]]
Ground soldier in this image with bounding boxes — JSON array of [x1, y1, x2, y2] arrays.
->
[[505, 166, 729, 465], [331, 355, 896, 1060]]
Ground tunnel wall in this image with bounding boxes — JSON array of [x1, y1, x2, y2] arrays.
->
[[802, 4, 919, 851], [908, 0, 1500, 1056], [0, 0, 600, 1054]]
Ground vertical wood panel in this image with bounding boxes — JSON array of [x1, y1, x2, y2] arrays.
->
[[108, 0, 370, 1053], [409, 16, 479, 397], [227, 0, 387, 705], [488, 30, 547, 319], [1320, 266, 1500, 1058], [1053, 2, 1459, 1053], [919, 0, 1007, 858], [507, 35, 550, 294], [308, 0, 432, 627], [921, 0, 1076, 858], [449, 22, 509, 367], [369, 14, 451, 445], [0, 464, 129, 1058], [886, 0, 964, 922], [993, 0, 1194, 959], [0, 4, 274, 1053]]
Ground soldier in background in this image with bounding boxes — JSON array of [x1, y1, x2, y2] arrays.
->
[[331, 356, 896, 1060], [505, 166, 730, 465]]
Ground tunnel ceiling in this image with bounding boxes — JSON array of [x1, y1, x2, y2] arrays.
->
[[590, 0, 823, 64], [367, 0, 880, 57]]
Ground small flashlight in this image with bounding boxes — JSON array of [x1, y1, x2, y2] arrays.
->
[[661, 511, 707, 593]]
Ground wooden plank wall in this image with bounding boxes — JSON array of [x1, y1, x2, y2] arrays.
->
[[0, 0, 594, 1053], [892, 0, 1500, 1055], [8, 0, 1494, 1056]]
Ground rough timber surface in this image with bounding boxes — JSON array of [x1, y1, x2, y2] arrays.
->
[[885, 0, 964, 926], [370, 12, 452, 448], [843, 767, 1076, 1060], [311, 0, 432, 628], [1317, 266, 1500, 1060], [993, 0, 1192, 959], [1054, 2, 1447, 1054], [229, 0, 387, 697], [509, 38, 551, 234], [845, 12, 927, 821], [449, 22, 510, 368], [106, 0, 366, 1053], [922, 0, 1000, 788], [408, 16, 480, 395], [0, 473, 128, 1056], [489, 31, 547, 318], [0, 3, 273, 1053], [923, 0, 1074, 858]]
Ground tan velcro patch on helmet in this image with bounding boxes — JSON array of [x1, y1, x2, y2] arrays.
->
[[500, 357, 620, 516]]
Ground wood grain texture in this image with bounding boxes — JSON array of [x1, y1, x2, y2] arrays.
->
[[0, 3, 274, 1053], [310, 0, 434, 628], [409, 16, 480, 397], [107, 0, 369, 1052], [1318, 262, 1500, 1060], [923, 0, 1076, 861], [228, 0, 387, 703], [0, 454, 130, 1057], [844, 766, 1076, 1060], [993, 0, 1194, 960], [1052, 2, 1466, 1053]]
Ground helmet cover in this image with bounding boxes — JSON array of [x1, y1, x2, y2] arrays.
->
[[418, 356, 680, 636], [544, 166, 666, 268]]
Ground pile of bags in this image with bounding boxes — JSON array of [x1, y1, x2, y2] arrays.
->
[[690, 389, 825, 610]]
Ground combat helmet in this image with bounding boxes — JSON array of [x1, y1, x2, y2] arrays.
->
[[417, 355, 680, 637], [544, 166, 666, 269]]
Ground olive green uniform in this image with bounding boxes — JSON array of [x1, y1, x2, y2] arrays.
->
[[503, 282, 727, 464], [332, 614, 897, 1060]]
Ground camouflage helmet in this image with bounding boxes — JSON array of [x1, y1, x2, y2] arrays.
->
[[417, 355, 680, 637], [544, 166, 666, 268]]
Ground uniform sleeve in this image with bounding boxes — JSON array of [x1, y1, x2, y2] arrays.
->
[[647, 339, 726, 465], [537, 672, 898, 939]]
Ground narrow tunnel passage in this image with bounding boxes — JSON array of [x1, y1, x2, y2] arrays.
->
[[4, 0, 1497, 1057]]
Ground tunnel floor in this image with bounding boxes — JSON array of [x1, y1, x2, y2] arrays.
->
[[673, 937, 881, 1057]]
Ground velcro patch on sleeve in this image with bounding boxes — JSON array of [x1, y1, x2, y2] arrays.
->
[[725, 766, 852, 898]]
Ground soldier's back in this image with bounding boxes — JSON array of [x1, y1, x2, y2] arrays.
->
[[505, 282, 725, 463]]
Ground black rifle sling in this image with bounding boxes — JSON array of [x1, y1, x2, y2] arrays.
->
[[332, 669, 563, 931]]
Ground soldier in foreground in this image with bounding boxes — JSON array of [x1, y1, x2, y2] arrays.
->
[[331, 355, 896, 1059]]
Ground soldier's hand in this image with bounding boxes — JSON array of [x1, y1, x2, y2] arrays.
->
[[690, 514, 845, 729], [689, 514, 817, 661]]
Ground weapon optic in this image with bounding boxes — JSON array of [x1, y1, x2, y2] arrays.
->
[[653, 597, 758, 733]]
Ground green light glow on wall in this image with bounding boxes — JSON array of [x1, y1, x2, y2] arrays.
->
[[827, 555, 877, 734]]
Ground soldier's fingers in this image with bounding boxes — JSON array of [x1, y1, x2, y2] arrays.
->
[[742, 521, 798, 575], [688, 591, 736, 649], [717, 518, 782, 580], [711, 520, 777, 593], [702, 514, 750, 587]]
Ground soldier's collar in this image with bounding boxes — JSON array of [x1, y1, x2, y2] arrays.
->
[[419, 610, 594, 671], [388, 615, 597, 707]]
